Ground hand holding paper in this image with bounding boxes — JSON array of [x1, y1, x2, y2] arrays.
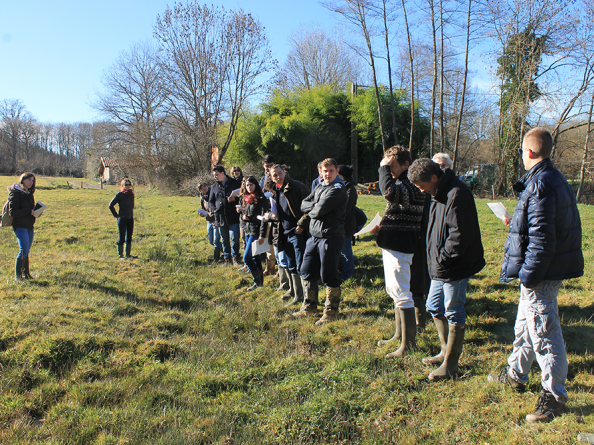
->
[[487, 203, 512, 223], [354, 212, 382, 237]]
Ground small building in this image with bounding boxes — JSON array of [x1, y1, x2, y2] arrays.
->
[[99, 157, 123, 184]]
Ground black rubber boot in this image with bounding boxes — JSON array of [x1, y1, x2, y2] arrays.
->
[[125, 243, 137, 259], [213, 246, 221, 262], [117, 244, 125, 259], [386, 307, 417, 358], [23, 257, 33, 279], [246, 270, 260, 291], [15, 257, 24, 281]]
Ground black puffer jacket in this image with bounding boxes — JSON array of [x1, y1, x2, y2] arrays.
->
[[109, 191, 134, 219], [209, 176, 241, 227], [500, 158, 583, 287], [301, 176, 347, 238], [343, 177, 358, 236], [240, 194, 270, 238], [8, 185, 36, 229], [427, 168, 485, 281]]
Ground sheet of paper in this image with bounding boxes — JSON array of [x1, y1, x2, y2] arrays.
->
[[487, 202, 512, 221], [196, 209, 209, 217], [230, 188, 241, 198], [252, 239, 270, 255], [353, 212, 382, 237]]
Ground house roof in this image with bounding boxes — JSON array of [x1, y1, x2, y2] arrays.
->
[[100, 156, 119, 168]]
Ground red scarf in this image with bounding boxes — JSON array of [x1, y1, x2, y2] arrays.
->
[[243, 193, 255, 204], [121, 188, 134, 197]]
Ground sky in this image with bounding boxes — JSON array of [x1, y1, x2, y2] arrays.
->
[[0, 0, 339, 124]]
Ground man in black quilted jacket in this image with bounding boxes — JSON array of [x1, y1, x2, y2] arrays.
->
[[489, 127, 584, 423], [294, 158, 347, 326]]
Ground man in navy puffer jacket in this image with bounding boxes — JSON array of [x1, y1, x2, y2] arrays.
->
[[490, 127, 583, 423]]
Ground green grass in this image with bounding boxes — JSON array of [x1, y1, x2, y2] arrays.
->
[[0, 176, 593, 444]]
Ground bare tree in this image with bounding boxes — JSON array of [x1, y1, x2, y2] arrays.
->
[[154, 2, 274, 169], [323, 0, 388, 151], [94, 40, 168, 183], [452, 0, 473, 171], [0, 99, 33, 172], [274, 27, 361, 91], [400, 0, 415, 150], [576, 88, 594, 202]]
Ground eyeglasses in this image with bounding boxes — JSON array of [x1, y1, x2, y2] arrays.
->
[[124, 183, 131, 186]]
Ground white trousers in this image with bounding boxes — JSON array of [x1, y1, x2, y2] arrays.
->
[[382, 249, 414, 309], [508, 280, 568, 403]]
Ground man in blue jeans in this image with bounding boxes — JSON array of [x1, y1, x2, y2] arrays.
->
[[209, 165, 242, 265], [408, 158, 485, 381], [490, 127, 583, 423]]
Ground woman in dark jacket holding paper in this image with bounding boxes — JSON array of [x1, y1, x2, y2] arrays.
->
[[8, 172, 38, 280], [109, 178, 136, 259], [239, 176, 270, 291]]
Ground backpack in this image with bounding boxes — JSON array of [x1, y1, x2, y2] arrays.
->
[[354, 206, 367, 228], [1, 199, 12, 228]]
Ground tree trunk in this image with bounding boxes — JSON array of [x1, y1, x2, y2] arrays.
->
[[577, 89, 594, 202], [382, 0, 399, 145], [453, 0, 472, 173], [402, 0, 415, 151]]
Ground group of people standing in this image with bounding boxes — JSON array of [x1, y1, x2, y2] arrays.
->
[[195, 127, 584, 424], [198, 156, 358, 326], [6, 127, 583, 425]]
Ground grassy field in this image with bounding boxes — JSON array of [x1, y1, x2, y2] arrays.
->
[[0, 175, 593, 444]]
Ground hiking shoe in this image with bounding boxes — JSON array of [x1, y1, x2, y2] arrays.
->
[[292, 306, 319, 318], [488, 366, 526, 392], [525, 390, 566, 423]]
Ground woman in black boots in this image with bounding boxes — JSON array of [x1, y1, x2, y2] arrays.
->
[[8, 172, 38, 280], [109, 178, 136, 259], [238, 176, 269, 291]]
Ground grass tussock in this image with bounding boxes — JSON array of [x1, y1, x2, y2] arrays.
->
[[0, 176, 593, 444]]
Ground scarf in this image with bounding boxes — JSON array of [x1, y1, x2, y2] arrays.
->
[[121, 188, 134, 197], [243, 193, 255, 204]]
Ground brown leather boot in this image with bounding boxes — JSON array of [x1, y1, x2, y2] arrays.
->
[[293, 280, 319, 318], [315, 287, 341, 326]]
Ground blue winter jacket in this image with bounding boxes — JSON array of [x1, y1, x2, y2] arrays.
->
[[500, 158, 584, 287]]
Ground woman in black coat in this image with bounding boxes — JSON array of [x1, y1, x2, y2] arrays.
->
[[8, 172, 38, 280], [109, 178, 136, 259], [239, 176, 270, 290]]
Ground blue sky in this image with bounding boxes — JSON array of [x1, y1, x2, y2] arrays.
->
[[0, 0, 338, 124]]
